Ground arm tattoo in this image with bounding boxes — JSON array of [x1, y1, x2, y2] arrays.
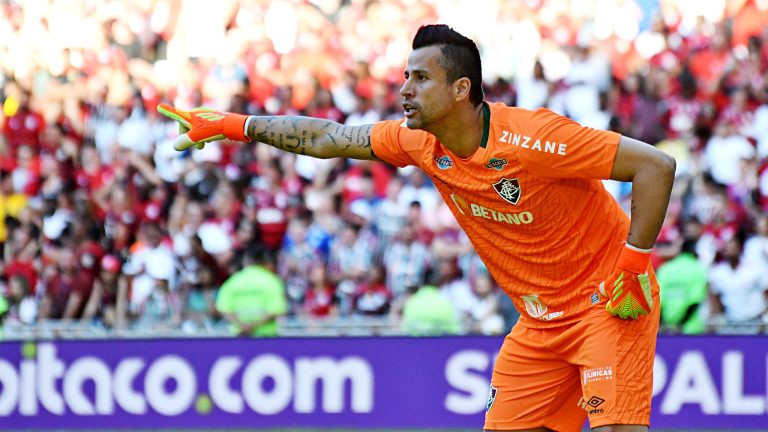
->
[[247, 116, 375, 159]]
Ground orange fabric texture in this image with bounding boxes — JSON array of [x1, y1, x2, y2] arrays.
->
[[484, 300, 659, 430], [616, 243, 652, 274], [371, 103, 641, 328]]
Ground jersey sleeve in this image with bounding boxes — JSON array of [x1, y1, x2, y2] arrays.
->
[[371, 120, 429, 168], [518, 108, 620, 179]]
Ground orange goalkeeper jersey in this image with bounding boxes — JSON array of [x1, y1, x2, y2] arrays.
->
[[371, 102, 630, 327]]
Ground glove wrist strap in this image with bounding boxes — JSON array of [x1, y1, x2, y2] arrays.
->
[[223, 113, 250, 142], [616, 243, 651, 274]]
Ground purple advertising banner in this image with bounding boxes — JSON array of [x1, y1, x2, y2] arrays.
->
[[0, 335, 766, 430]]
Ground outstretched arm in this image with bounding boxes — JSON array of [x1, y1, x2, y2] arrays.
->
[[245, 116, 377, 160], [156, 104, 379, 161]]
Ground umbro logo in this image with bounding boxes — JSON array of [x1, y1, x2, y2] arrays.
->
[[484, 158, 507, 171], [586, 396, 605, 415], [587, 396, 605, 407], [578, 395, 607, 415]]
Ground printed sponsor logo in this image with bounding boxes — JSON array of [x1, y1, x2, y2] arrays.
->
[[499, 130, 568, 156], [483, 158, 507, 171], [449, 194, 533, 225], [0, 343, 374, 417], [492, 178, 521, 205], [434, 155, 453, 170], [583, 366, 614, 384], [540, 311, 564, 321]]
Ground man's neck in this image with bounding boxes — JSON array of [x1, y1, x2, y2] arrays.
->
[[428, 103, 485, 159]]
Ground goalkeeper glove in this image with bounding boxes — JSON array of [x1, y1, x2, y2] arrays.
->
[[156, 104, 250, 151], [601, 243, 653, 320]]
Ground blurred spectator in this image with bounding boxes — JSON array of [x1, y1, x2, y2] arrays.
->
[[279, 215, 324, 312], [744, 214, 768, 267], [398, 170, 440, 226], [352, 265, 391, 316], [2, 216, 40, 294], [3, 274, 37, 326], [514, 60, 551, 110], [122, 221, 176, 312], [704, 121, 756, 187], [657, 239, 708, 334], [403, 200, 435, 245], [435, 257, 476, 322], [375, 176, 408, 251], [559, 45, 611, 125], [82, 254, 128, 329], [216, 245, 287, 337], [345, 93, 382, 126], [0, 169, 28, 243], [708, 234, 768, 329], [179, 264, 219, 333], [468, 273, 505, 335], [614, 73, 664, 144], [135, 262, 180, 329], [401, 284, 460, 336], [39, 248, 92, 320], [383, 224, 432, 297], [328, 221, 374, 315], [11, 144, 40, 196], [2, 88, 45, 155], [300, 264, 337, 318]]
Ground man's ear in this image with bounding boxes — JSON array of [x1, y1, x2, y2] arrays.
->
[[455, 77, 471, 102]]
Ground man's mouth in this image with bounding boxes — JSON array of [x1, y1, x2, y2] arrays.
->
[[403, 102, 418, 117]]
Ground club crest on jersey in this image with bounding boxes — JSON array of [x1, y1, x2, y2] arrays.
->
[[486, 385, 498, 412], [492, 178, 521, 205], [434, 155, 453, 170], [484, 158, 507, 171]]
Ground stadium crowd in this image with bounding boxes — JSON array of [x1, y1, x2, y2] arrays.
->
[[1, 0, 767, 337]]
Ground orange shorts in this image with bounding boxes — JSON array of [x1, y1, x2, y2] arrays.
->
[[484, 300, 660, 431]]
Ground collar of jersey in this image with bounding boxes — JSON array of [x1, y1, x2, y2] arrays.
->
[[479, 101, 490, 149]]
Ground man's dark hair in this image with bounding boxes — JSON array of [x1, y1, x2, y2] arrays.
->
[[412, 24, 484, 105], [244, 242, 274, 267]]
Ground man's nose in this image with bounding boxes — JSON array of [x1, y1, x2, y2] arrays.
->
[[400, 80, 413, 98]]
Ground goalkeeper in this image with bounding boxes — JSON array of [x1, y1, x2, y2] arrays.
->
[[159, 25, 674, 432]]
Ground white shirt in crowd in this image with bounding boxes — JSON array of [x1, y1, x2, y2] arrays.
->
[[709, 260, 768, 322], [704, 133, 755, 186]]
